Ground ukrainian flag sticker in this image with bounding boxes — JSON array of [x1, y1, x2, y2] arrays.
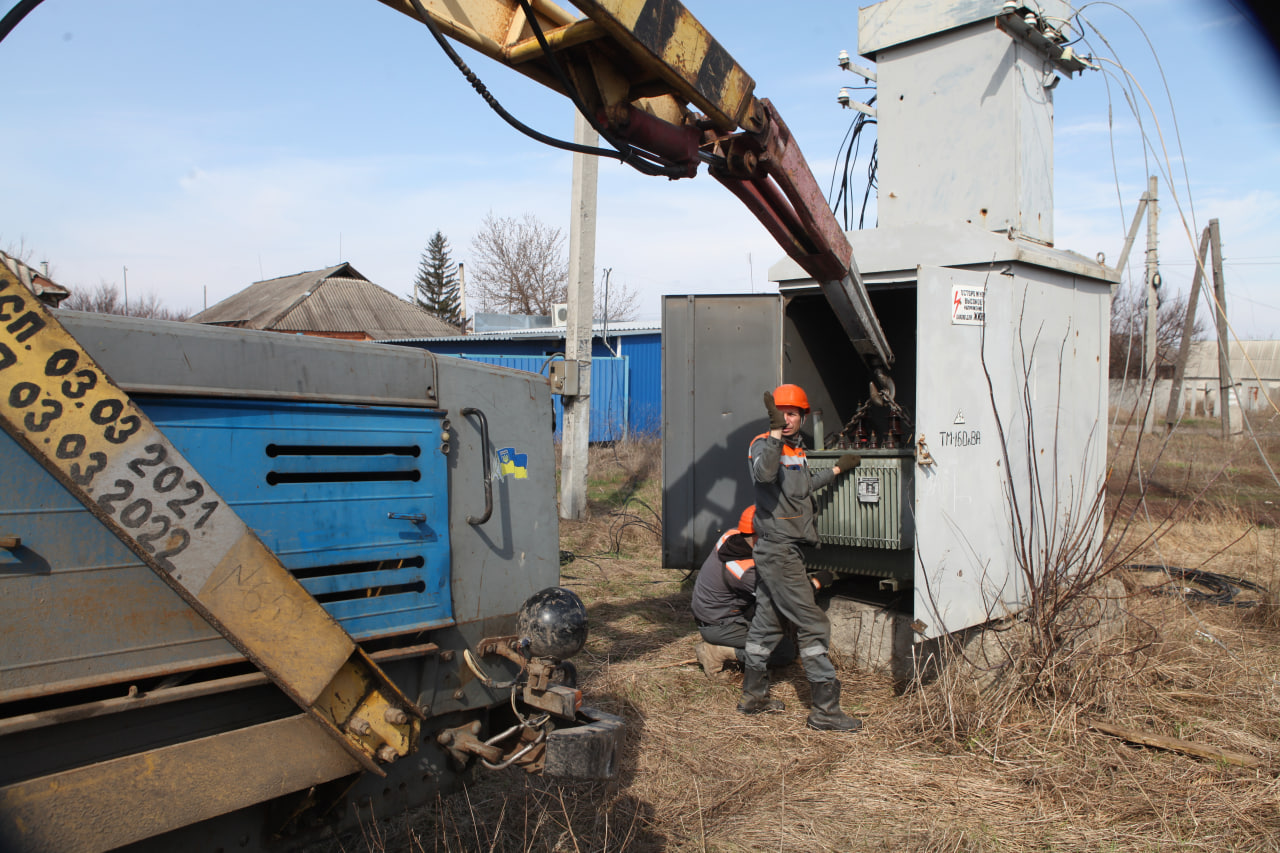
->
[[497, 447, 529, 479]]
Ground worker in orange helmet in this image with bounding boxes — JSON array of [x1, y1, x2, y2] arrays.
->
[[739, 383, 864, 731], [691, 504, 833, 677]]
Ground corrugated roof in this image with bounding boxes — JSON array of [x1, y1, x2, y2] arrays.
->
[[1184, 340, 1280, 383], [1, 250, 71, 305], [190, 263, 354, 328], [189, 263, 459, 338], [380, 320, 659, 344]]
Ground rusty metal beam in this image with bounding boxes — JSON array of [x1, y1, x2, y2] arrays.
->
[[0, 714, 362, 853], [0, 643, 440, 739], [710, 101, 894, 374]]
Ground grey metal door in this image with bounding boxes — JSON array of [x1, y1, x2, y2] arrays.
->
[[912, 266, 1017, 639], [661, 294, 782, 569]]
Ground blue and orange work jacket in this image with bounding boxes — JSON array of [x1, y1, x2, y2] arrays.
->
[[748, 432, 835, 546]]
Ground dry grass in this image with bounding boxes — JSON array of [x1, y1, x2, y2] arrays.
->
[[1107, 409, 1280, 529], [351, 429, 1279, 852]]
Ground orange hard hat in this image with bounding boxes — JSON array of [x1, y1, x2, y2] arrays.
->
[[738, 505, 757, 536], [773, 383, 810, 412]]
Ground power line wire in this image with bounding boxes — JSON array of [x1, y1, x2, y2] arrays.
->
[[1073, 4, 1280, 486]]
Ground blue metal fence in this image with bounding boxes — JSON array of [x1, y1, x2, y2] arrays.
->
[[615, 334, 660, 435], [384, 331, 661, 437], [451, 355, 629, 443]]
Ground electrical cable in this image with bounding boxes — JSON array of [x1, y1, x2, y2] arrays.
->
[[1127, 529, 1280, 689], [1064, 8, 1280, 693], [0, 0, 42, 44], [404, 0, 621, 160], [404, 0, 684, 178], [1075, 13, 1280, 452], [1199, 278, 1280, 421], [462, 647, 519, 689], [1087, 49, 1280, 428], [510, 0, 691, 178], [828, 95, 876, 231], [538, 352, 566, 375], [1128, 564, 1268, 608], [1228, 292, 1280, 311], [1226, 379, 1280, 491], [1114, 327, 1279, 687], [1072, 3, 1197, 231], [861, 140, 878, 230], [480, 726, 546, 771], [1071, 16, 1154, 259], [827, 115, 857, 226]]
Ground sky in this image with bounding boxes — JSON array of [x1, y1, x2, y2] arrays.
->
[[1, 0, 1277, 337]]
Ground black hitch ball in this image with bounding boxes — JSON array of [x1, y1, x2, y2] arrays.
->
[[518, 587, 588, 662]]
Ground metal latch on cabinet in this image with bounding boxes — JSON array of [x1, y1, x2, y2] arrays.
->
[[916, 434, 936, 467]]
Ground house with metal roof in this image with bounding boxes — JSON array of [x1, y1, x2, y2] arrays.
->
[[189, 263, 459, 340], [1, 251, 70, 306], [381, 316, 661, 441]]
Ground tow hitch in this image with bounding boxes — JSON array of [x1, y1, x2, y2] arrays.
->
[[437, 706, 622, 779], [440, 588, 624, 779]]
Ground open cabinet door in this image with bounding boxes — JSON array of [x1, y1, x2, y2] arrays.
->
[[661, 294, 782, 569], [912, 265, 1019, 639]]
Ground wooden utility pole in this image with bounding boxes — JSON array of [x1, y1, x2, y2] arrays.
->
[[560, 112, 597, 521], [1114, 189, 1151, 275], [1163, 226, 1211, 432], [1142, 175, 1159, 434], [1209, 218, 1231, 439]]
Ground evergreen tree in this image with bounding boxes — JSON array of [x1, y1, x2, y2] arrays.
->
[[412, 231, 462, 326]]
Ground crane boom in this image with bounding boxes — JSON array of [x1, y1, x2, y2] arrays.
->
[[377, 0, 894, 379]]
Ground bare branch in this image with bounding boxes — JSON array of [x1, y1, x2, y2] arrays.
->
[[61, 281, 190, 321], [1109, 283, 1206, 379], [469, 212, 568, 316]]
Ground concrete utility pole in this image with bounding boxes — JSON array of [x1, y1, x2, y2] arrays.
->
[[457, 262, 467, 333], [560, 112, 598, 521], [1209, 218, 1232, 439], [1142, 175, 1159, 434], [1164, 226, 1211, 432]]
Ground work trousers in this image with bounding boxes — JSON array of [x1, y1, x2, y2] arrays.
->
[[698, 616, 796, 667], [743, 537, 836, 682]]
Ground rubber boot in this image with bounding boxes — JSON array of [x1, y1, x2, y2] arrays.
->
[[805, 679, 863, 732], [694, 642, 739, 677], [736, 667, 784, 714]]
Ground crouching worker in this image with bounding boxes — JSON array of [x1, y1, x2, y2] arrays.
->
[[691, 505, 833, 677], [741, 384, 864, 732]]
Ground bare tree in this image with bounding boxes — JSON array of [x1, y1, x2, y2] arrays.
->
[[469, 213, 641, 321], [1109, 283, 1205, 379], [3, 239, 35, 264], [469, 213, 568, 316], [62, 282, 190, 321], [593, 269, 640, 323]]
